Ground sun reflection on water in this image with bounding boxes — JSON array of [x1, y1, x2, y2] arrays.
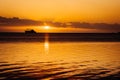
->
[[44, 33, 49, 54]]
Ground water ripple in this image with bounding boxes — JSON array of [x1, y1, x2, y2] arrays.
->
[[0, 60, 119, 80]]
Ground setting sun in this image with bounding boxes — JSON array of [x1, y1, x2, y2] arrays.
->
[[44, 26, 50, 30]]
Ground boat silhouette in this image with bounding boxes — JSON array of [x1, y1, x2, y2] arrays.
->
[[25, 29, 36, 34]]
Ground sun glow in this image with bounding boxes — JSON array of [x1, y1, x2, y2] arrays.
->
[[44, 26, 50, 30]]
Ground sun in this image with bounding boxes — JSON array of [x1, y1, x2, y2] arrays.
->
[[44, 26, 50, 30]]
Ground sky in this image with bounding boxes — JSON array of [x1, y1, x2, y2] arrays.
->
[[0, 0, 120, 23], [0, 0, 120, 32]]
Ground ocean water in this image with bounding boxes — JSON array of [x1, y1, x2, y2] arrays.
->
[[0, 41, 120, 80]]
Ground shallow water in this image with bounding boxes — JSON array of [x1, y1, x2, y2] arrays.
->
[[0, 41, 120, 80]]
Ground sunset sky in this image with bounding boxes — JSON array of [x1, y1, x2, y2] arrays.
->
[[0, 0, 120, 23], [0, 0, 120, 32]]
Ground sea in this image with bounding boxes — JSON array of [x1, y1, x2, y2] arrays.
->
[[0, 34, 120, 80]]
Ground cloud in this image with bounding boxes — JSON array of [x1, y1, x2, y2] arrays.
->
[[0, 16, 120, 32], [0, 16, 43, 26], [69, 22, 120, 32]]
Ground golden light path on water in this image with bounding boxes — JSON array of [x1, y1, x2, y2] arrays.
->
[[44, 33, 49, 54]]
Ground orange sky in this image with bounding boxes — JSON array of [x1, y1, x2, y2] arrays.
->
[[0, 0, 120, 23]]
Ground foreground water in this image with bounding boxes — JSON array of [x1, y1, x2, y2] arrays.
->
[[0, 41, 120, 80]]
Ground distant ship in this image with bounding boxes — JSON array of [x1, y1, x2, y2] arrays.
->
[[25, 29, 37, 34]]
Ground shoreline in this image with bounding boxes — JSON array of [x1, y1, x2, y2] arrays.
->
[[0, 33, 120, 42]]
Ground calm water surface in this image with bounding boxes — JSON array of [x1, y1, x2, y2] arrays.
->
[[0, 41, 120, 80]]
